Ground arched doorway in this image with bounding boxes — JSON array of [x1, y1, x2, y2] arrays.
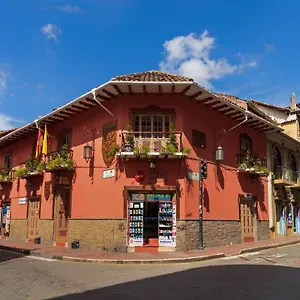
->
[[290, 153, 297, 183], [273, 146, 282, 179]]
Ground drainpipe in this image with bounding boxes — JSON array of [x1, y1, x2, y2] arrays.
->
[[228, 111, 249, 132], [91, 88, 114, 116]]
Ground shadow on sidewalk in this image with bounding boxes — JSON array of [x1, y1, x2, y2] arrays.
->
[[49, 264, 300, 300], [0, 249, 25, 263]]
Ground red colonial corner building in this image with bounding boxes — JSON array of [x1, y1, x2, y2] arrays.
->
[[0, 71, 279, 252]]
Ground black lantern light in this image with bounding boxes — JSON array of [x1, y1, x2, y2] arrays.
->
[[215, 146, 224, 162], [83, 143, 93, 162], [149, 160, 155, 169]]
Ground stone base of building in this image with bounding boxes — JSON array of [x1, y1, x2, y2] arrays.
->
[[38, 219, 54, 244], [10, 219, 27, 241], [68, 219, 127, 252], [257, 220, 269, 241]]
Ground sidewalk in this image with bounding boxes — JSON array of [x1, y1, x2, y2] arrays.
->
[[0, 236, 300, 264]]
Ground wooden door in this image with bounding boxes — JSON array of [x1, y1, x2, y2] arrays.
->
[[240, 197, 257, 242], [28, 199, 40, 240], [54, 187, 70, 245]]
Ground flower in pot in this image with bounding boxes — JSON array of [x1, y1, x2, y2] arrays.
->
[[0, 167, 10, 182], [15, 167, 28, 179], [124, 124, 135, 152]]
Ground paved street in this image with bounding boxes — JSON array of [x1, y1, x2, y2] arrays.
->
[[1, 244, 300, 299]]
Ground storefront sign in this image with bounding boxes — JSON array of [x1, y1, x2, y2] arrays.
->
[[172, 200, 177, 247], [147, 194, 171, 201], [103, 169, 115, 179], [18, 198, 27, 205]]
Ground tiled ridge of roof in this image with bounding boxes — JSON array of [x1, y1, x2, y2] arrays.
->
[[214, 93, 248, 110], [251, 99, 290, 112], [111, 70, 194, 82], [214, 93, 277, 125]]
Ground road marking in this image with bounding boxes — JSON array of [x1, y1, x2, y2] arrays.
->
[[221, 252, 261, 260], [26, 256, 57, 262], [259, 256, 276, 264]]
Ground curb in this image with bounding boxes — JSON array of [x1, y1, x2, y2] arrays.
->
[[51, 253, 225, 265], [0, 245, 33, 256], [239, 240, 300, 255]]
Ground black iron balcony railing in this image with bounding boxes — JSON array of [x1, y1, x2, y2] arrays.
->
[[274, 166, 299, 183], [236, 153, 269, 175], [120, 131, 184, 154], [45, 148, 74, 172]]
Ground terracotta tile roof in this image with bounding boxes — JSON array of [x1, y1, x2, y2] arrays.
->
[[251, 99, 290, 112], [0, 128, 16, 138], [214, 93, 247, 109], [111, 70, 194, 82], [214, 93, 277, 125]]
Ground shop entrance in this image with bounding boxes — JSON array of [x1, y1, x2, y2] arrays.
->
[[54, 186, 70, 246], [276, 203, 286, 235], [128, 192, 176, 248], [292, 203, 300, 234], [144, 201, 159, 239]]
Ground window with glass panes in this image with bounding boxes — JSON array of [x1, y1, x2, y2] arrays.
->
[[133, 114, 171, 138]]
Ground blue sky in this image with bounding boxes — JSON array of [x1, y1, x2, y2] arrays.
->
[[0, 0, 299, 129]]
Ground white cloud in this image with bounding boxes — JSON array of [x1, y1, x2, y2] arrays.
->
[[55, 5, 82, 14], [0, 113, 21, 130], [0, 68, 9, 97], [37, 84, 45, 96], [41, 24, 62, 43], [264, 43, 275, 52], [159, 31, 257, 89]]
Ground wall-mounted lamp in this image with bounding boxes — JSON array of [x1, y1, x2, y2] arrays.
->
[[216, 146, 224, 162], [83, 143, 93, 162], [149, 160, 156, 169]]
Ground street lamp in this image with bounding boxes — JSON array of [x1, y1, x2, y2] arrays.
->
[[83, 143, 93, 162]]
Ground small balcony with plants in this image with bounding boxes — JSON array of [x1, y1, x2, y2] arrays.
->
[[236, 152, 269, 176], [115, 125, 190, 160], [15, 156, 44, 180], [44, 146, 75, 173], [0, 167, 12, 184], [273, 166, 300, 187]]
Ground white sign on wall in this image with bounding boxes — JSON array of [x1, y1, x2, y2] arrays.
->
[[18, 198, 27, 205], [187, 171, 199, 181], [103, 169, 115, 179]]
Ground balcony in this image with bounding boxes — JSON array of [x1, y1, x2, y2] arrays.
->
[[236, 153, 269, 176], [116, 131, 190, 159], [0, 167, 12, 184], [45, 148, 75, 173], [273, 166, 300, 188], [15, 157, 44, 180]]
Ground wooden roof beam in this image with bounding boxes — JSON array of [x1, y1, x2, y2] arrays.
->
[[112, 84, 123, 95], [78, 101, 96, 108], [189, 91, 203, 100], [102, 88, 116, 98], [180, 85, 192, 95]]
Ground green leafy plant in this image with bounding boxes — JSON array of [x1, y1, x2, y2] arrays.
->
[[182, 148, 191, 155], [124, 124, 135, 152], [45, 145, 74, 172], [0, 167, 10, 182], [133, 145, 150, 159], [25, 156, 44, 173], [108, 144, 120, 157], [15, 167, 28, 179]]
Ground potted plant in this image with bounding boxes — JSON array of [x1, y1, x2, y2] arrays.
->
[[45, 145, 75, 172], [108, 144, 120, 157], [124, 124, 135, 152], [0, 167, 11, 182], [15, 167, 28, 179]]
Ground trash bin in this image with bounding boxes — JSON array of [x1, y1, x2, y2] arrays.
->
[[71, 240, 80, 249], [34, 237, 41, 244]]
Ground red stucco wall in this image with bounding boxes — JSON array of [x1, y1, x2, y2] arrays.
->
[[0, 94, 268, 224]]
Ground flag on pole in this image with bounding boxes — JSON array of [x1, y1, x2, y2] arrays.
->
[[35, 128, 43, 158], [42, 125, 48, 156]]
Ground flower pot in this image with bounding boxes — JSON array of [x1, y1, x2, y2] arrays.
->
[[125, 143, 133, 152]]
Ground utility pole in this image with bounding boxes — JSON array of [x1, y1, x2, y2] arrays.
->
[[198, 158, 205, 250]]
